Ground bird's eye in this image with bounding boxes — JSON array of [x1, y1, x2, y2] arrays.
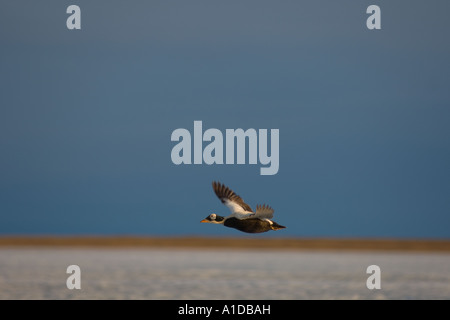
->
[[210, 213, 216, 220]]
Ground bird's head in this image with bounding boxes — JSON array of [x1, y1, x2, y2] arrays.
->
[[200, 213, 225, 224]]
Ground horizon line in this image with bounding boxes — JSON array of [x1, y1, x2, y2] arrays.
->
[[1, 235, 450, 252]]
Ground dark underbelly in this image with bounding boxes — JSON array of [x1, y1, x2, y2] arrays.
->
[[224, 217, 271, 233]]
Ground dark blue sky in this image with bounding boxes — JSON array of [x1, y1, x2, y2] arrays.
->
[[1, 1, 449, 238]]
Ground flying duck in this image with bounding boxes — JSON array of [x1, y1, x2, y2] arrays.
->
[[201, 181, 286, 233]]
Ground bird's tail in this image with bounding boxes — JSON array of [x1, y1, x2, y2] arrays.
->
[[270, 222, 286, 231]]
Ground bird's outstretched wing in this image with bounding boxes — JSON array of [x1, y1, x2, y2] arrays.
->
[[253, 204, 274, 219], [212, 181, 253, 214]]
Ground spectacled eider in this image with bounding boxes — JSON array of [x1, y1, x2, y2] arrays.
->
[[201, 181, 286, 233]]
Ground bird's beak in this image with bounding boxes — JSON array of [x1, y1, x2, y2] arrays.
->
[[200, 219, 209, 223]]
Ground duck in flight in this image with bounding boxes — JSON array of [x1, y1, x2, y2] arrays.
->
[[201, 181, 286, 233]]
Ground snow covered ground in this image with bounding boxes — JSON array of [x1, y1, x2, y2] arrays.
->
[[0, 248, 449, 299]]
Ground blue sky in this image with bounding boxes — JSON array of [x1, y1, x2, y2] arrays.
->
[[1, 1, 449, 238]]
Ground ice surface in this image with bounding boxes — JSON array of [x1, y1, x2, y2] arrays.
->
[[0, 248, 449, 299]]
